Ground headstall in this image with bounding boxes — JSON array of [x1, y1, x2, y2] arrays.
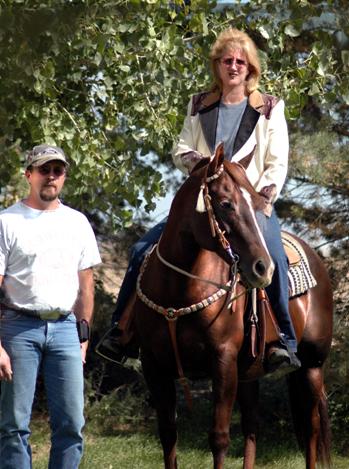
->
[[136, 163, 244, 321], [196, 163, 240, 263]]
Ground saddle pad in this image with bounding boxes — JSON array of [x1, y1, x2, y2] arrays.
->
[[281, 231, 317, 298]]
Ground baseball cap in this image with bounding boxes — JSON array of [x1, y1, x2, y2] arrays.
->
[[26, 144, 69, 169]]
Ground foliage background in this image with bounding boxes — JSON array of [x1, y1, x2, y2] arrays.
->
[[0, 0, 348, 455]]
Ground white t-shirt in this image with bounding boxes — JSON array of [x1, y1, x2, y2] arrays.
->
[[0, 201, 101, 315]]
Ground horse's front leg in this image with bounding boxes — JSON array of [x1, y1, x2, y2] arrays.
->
[[142, 353, 178, 469], [209, 349, 238, 469], [237, 380, 259, 469], [157, 379, 178, 469]]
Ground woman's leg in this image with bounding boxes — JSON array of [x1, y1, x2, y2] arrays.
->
[[255, 210, 300, 374], [112, 219, 167, 324], [95, 220, 167, 363], [256, 210, 297, 351]]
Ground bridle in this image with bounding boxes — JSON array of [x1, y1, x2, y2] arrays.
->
[[136, 162, 245, 322], [199, 163, 240, 263]]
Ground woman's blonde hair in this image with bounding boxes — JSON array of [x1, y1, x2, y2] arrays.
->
[[210, 28, 261, 94]]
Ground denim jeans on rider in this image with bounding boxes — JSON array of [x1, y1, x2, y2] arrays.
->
[[112, 210, 297, 352], [0, 310, 84, 469], [112, 218, 167, 324], [255, 209, 297, 352]]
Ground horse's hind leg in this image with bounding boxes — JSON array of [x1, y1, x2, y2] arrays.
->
[[288, 367, 331, 469], [142, 356, 178, 469], [237, 380, 259, 469]]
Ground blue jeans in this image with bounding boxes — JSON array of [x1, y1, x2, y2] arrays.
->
[[112, 211, 297, 351], [112, 219, 167, 324], [0, 310, 84, 469], [255, 210, 297, 352]]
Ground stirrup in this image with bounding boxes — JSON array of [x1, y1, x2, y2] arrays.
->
[[265, 342, 301, 380], [95, 325, 128, 365]]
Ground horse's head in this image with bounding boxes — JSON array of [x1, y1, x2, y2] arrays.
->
[[189, 144, 274, 289]]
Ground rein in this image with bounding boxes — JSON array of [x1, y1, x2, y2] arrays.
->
[[156, 242, 234, 293]]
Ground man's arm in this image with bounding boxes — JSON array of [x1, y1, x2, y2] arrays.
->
[[0, 274, 13, 381], [74, 268, 95, 363]]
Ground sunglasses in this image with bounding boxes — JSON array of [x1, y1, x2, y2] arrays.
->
[[220, 57, 247, 68], [36, 165, 66, 177]]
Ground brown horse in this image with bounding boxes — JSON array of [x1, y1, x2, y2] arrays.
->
[[131, 145, 332, 469]]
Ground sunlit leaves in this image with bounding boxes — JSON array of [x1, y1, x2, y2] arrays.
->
[[0, 0, 347, 232], [284, 24, 301, 37]]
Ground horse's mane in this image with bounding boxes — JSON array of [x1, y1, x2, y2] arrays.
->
[[223, 160, 262, 204]]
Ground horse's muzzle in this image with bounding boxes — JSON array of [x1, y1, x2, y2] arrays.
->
[[247, 257, 274, 288]]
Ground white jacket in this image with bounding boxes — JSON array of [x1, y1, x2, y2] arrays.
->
[[172, 90, 289, 200]]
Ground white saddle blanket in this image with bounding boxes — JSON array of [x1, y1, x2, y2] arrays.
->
[[281, 232, 317, 298]]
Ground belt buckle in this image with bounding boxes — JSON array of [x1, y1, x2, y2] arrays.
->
[[39, 310, 61, 320]]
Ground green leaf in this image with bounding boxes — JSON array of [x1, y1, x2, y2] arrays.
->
[[308, 82, 320, 96], [259, 26, 270, 40], [118, 65, 130, 73], [284, 24, 301, 37], [342, 91, 349, 105], [317, 63, 326, 77]]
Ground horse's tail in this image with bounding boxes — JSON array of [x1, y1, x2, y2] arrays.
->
[[288, 371, 332, 468]]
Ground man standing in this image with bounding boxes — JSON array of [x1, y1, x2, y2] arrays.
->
[[0, 144, 101, 468]]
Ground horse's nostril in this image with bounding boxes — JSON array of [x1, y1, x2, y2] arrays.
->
[[254, 259, 266, 277]]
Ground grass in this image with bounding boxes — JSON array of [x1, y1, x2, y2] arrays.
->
[[30, 416, 349, 469], [29, 375, 349, 468]]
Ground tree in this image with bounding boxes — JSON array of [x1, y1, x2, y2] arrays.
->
[[0, 0, 347, 233]]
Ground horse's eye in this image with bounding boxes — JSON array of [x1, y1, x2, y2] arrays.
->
[[220, 200, 235, 211]]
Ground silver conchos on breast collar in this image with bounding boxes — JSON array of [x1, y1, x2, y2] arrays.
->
[[136, 244, 235, 321]]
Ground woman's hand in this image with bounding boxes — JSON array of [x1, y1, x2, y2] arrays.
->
[[259, 184, 277, 217]]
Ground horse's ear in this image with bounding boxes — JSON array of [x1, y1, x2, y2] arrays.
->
[[209, 142, 225, 173], [238, 145, 256, 170]]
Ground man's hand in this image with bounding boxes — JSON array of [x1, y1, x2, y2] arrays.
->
[[0, 346, 13, 381], [80, 341, 88, 365]]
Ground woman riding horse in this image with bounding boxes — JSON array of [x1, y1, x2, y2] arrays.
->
[[98, 27, 300, 375]]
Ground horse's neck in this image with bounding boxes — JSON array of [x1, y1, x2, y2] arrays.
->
[[156, 231, 229, 286], [159, 229, 198, 269], [192, 249, 228, 281]]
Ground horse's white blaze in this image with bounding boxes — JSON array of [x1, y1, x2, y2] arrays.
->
[[241, 188, 274, 271]]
